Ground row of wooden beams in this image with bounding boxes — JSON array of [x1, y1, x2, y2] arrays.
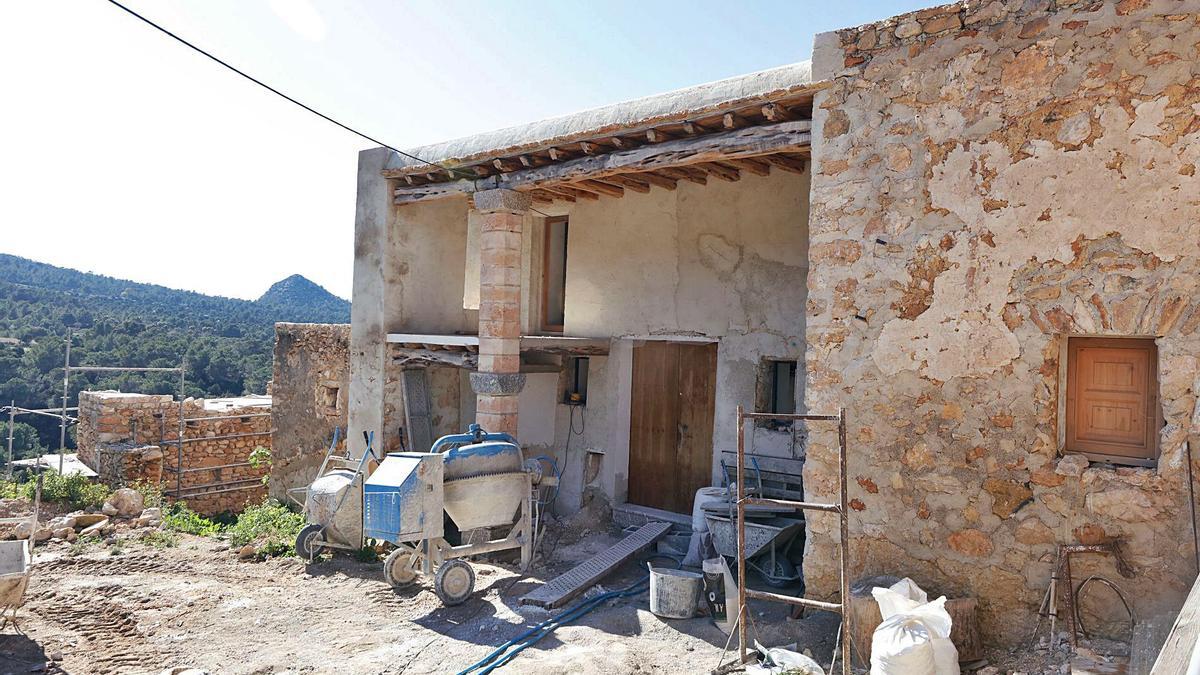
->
[[392, 120, 811, 204]]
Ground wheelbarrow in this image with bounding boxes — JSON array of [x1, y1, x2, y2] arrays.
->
[[704, 511, 805, 589], [294, 429, 379, 558], [0, 540, 30, 631]]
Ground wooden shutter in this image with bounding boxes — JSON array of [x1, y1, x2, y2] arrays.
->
[[1065, 337, 1159, 465]]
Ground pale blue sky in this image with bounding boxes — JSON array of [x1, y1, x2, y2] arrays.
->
[[0, 1, 929, 300]]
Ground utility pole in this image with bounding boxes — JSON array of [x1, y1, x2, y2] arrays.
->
[[59, 329, 71, 474], [6, 401, 14, 479]]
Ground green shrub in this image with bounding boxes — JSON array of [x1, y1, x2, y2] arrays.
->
[[162, 502, 221, 537], [0, 472, 111, 510], [226, 499, 305, 559]]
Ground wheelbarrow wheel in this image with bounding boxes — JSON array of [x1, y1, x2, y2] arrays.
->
[[295, 524, 325, 560], [383, 547, 419, 589], [760, 556, 798, 589], [434, 559, 475, 606]]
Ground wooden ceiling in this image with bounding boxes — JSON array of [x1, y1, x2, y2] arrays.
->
[[386, 91, 816, 206]]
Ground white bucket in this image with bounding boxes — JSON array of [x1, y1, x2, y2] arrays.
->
[[648, 564, 703, 619]]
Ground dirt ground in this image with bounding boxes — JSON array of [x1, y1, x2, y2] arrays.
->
[[0, 527, 843, 675]]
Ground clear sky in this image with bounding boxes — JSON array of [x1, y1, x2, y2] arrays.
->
[[1, 0, 930, 301]]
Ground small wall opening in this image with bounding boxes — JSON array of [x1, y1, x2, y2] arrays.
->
[[756, 358, 797, 430]]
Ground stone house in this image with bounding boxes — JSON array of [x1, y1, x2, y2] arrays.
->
[[77, 391, 272, 515], [334, 0, 1200, 646]]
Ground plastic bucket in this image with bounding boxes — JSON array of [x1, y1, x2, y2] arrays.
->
[[648, 565, 703, 619]]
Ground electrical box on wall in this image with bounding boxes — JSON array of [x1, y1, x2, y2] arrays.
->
[[564, 357, 589, 406]]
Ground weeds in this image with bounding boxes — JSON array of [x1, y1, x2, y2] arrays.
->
[[140, 530, 179, 548], [247, 446, 272, 485], [162, 502, 222, 537], [131, 479, 164, 509], [226, 499, 305, 559], [108, 539, 124, 556], [0, 473, 110, 510], [67, 536, 100, 557]]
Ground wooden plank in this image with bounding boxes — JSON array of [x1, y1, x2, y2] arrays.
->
[[519, 521, 672, 609], [401, 369, 434, 453], [763, 154, 808, 174], [638, 171, 677, 190], [392, 120, 811, 203], [604, 175, 651, 193], [1151, 573, 1200, 673]]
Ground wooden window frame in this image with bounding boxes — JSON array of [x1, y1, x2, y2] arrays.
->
[[540, 216, 568, 333], [1064, 336, 1160, 467]]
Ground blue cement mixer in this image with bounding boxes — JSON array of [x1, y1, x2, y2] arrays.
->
[[362, 425, 535, 605]]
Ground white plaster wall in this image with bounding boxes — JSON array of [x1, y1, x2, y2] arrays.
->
[[389, 198, 477, 335]]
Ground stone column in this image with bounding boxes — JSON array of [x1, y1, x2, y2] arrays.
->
[[469, 189, 529, 436]]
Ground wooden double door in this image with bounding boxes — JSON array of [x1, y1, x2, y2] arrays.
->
[[627, 341, 718, 514]]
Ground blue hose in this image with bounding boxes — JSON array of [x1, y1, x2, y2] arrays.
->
[[456, 575, 650, 675]]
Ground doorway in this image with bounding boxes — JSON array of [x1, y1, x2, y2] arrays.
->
[[627, 341, 718, 513]]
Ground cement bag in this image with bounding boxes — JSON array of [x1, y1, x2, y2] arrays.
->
[[870, 579, 959, 675], [745, 641, 824, 675], [683, 487, 728, 566]]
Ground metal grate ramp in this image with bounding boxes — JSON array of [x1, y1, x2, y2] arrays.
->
[[520, 521, 672, 609]]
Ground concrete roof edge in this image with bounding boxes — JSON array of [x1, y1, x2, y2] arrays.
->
[[383, 60, 815, 171]]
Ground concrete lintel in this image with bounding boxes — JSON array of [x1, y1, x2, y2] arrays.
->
[[469, 372, 526, 396], [810, 31, 843, 82], [472, 188, 532, 214]]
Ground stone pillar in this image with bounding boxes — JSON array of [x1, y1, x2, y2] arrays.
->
[[469, 189, 529, 436]]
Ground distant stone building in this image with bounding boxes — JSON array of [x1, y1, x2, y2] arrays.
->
[[77, 391, 271, 515], [269, 323, 349, 502]]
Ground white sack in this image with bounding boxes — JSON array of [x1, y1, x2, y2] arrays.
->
[[870, 579, 959, 675]]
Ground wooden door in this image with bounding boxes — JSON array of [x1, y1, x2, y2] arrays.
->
[[627, 342, 717, 513], [1066, 337, 1158, 463]]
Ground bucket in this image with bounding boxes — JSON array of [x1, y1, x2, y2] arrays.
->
[[648, 564, 703, 619]]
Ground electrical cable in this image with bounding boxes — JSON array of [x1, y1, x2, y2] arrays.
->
[[105, 0, 556, 217]]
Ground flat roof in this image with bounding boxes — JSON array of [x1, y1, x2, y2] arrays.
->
[[383, 61, 815, 173]]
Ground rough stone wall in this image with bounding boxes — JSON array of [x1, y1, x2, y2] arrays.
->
[[804, 0, 1200, 644], [270, 323, 349, 501], [77, 391, 271, 515]]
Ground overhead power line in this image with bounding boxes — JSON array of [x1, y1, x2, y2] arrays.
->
[[105, 0, 474, 180]]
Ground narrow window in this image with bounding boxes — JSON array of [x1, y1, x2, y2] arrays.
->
[[318, 383, 341, 417], [756, 359, 797, 429], [564, 357, 589, 406], [542, 217, 568, 332], [1065, 337, 1159, 466]]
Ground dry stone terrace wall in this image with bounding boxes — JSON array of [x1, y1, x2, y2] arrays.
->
[[804, 0, 1200, 643], [270, 323, 349, 500], [77, 391, 270, 515]]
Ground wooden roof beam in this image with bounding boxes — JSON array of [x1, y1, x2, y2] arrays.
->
[[636, 171, 678, 190], [700, 162, 740, 182], [579, 142, 597, 155], [762, 103, 796, 122], [575, 179, 624, 198], [646, 129, 675, 143], [729, 157, 771, 176], [763, 155, 808, 174], [603, 175, 651, 193], [392, 120, 810, 203], [658, 166, 707, 185], [548, 147, 575, 162], [541, 185, 588, 201], [723, 113, 747, 129], [682, 121, 706, 135]]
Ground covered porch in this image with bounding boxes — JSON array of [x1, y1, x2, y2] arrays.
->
[[349, 62, 820, 518]]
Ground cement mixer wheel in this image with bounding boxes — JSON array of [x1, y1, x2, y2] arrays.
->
[[434, 560, 475, 606], [383, 547, 419, 589], [295, 524, 325, 560]]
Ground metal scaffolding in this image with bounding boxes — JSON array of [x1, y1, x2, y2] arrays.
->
[[735, 405, 851, 672]]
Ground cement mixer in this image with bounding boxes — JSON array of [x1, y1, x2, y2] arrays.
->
[[365, 424, 535, 605], [297, 424, 536, 606]]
